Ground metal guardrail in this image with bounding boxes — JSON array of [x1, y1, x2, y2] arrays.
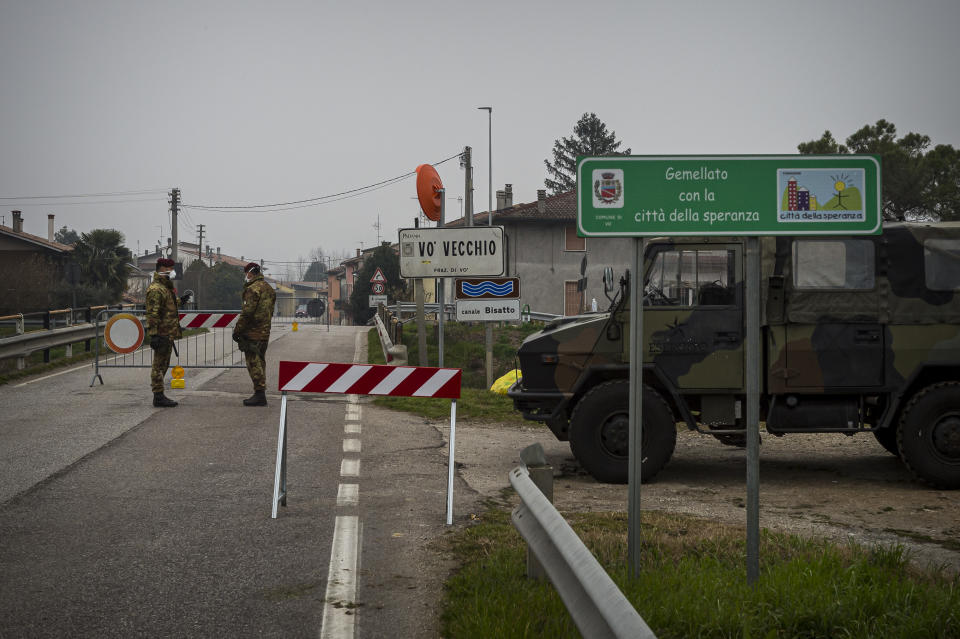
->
[[0, 323, 98, 362], [509, 462, 656, 639], [0, 305, 136, 368]]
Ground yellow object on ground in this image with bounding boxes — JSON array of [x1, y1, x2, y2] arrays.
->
[[171, 365, 185, 388], [292, 322, 299, 331], [490, 369, 522, 395]]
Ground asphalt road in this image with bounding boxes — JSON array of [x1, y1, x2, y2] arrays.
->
[[0, 325, 465, 638]]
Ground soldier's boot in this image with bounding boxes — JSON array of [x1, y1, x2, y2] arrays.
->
[[153, 392, 178, 407], [243, 390, 267, 406]]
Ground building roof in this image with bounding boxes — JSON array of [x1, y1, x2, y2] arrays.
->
[[290, 281, 327, 290], [445, 190, 576, 226], [0, 224, 74, 253]]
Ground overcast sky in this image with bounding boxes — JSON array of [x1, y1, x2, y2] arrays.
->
[[2, 0, 958, 277]]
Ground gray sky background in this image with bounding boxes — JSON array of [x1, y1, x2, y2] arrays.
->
[[2, 0, 958, 278]]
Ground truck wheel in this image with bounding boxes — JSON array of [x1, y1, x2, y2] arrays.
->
[[897, 382, 960, 489], [568, 380, 676, 484], [872, 426, 900, 456]]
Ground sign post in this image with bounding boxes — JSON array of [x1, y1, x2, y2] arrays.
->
[[578, 154, 881, 583]]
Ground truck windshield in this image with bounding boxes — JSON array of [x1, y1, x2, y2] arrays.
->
[[644, 248, 735, 306]]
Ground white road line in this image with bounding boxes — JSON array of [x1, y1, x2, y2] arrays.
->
[[14, 363, 91, 386], [337, 484, 359, 506], [319, 515, 360, 639], [341, 458, 360, 477], [319, 326, 365, 639]]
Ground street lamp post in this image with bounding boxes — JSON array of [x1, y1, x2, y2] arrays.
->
[[477, 107, 492, 224], [478, 106, 494, 389]]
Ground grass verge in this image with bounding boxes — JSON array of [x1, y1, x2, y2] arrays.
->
[[367, 326, 538, 425], [441, 506, 960, 638]]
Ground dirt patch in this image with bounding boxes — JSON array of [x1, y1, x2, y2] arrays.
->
[[450, 421, 960, 573]]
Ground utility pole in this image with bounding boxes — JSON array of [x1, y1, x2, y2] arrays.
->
[[373, 214, 382, 244], [169, 188, 180, 264], [197, 224, 205, 267], [463, 146, 474, 226]]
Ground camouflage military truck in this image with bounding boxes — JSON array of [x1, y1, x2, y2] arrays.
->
[[508, 222, 960, 489]]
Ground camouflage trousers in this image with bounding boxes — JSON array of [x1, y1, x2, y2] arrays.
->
[[150, 341, 173, 393], [244, 340, 269, 391]]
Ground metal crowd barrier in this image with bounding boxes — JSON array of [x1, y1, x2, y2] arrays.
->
[[90, 308, 247, 386]]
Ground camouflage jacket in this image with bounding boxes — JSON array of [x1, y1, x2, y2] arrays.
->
[[235, 275, 276, 341], [145, 272, 182, 338]]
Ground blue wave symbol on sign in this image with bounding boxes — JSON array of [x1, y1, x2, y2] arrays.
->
[[462, 281, 514, 297]]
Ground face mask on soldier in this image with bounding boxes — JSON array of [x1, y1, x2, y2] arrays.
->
[[158, 270, 171, 278]]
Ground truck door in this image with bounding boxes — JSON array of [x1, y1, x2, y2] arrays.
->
[[783, 238, 884, 389], [642, 243, 744, 390]]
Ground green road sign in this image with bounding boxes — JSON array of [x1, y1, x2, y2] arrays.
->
[[577, 155, 881, 237]]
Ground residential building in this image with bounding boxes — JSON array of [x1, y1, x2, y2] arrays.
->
[[445, 188, 634, 316], [0, 211, 74, 313]]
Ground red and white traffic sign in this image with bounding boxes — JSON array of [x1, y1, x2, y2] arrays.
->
[[178, 312, 239, 328], [372, 282, 385, 294], [278, 361, 461, 398], [103, 313, 144, 354], [370, 267, 386, 283]]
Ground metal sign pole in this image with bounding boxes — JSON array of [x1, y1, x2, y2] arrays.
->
[[746, 237, 761, 583], [438, 189, 445, 368], [446, 398, 457, 525], [272, 392, 289, 519], [628, 238, 644, 576]]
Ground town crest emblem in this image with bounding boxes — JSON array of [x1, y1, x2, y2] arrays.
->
[[591, 169, 624, 208]]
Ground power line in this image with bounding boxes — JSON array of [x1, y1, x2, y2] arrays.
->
[[181, 151, 463, 213], [0, 189, 167, 200], [0, 196, 167, 206]]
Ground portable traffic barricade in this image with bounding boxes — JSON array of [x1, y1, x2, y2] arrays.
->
[[272, 361, 462, 523], [90, 309, 245, 386]]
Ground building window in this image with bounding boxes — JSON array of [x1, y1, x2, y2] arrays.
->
[[564, 280, 580, 316], [564, 225, 585, 251]]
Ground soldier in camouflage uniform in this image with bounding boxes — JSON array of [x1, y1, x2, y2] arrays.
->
[[233, 262, 277, 406], [145, 258, 190, 407]]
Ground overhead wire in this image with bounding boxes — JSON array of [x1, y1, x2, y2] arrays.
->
[[180, 151, 463, 213], [0, 188, 168, 200], [0, 196, 167, 207]]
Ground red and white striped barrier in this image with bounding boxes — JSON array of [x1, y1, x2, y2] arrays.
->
[[278, 361, 461, 398], [273, 360, 463, 523], [178, 312, 239, 329]]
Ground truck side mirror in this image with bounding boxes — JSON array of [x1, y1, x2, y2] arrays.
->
[[602, 267, 614, 293]]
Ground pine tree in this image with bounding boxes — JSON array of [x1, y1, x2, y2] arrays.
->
[[799, 119, 960, 221], [544, 113, 631, 195]]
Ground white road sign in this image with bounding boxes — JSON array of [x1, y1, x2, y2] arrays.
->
[[399, 227, 505, 278], [368, 294, 387, 307], [455, 299, 520, 321]]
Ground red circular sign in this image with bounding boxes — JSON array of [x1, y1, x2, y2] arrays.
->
[[372, 282, 385, 294], [415, 164, 443, 222], [104, 313, 145, 354]]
